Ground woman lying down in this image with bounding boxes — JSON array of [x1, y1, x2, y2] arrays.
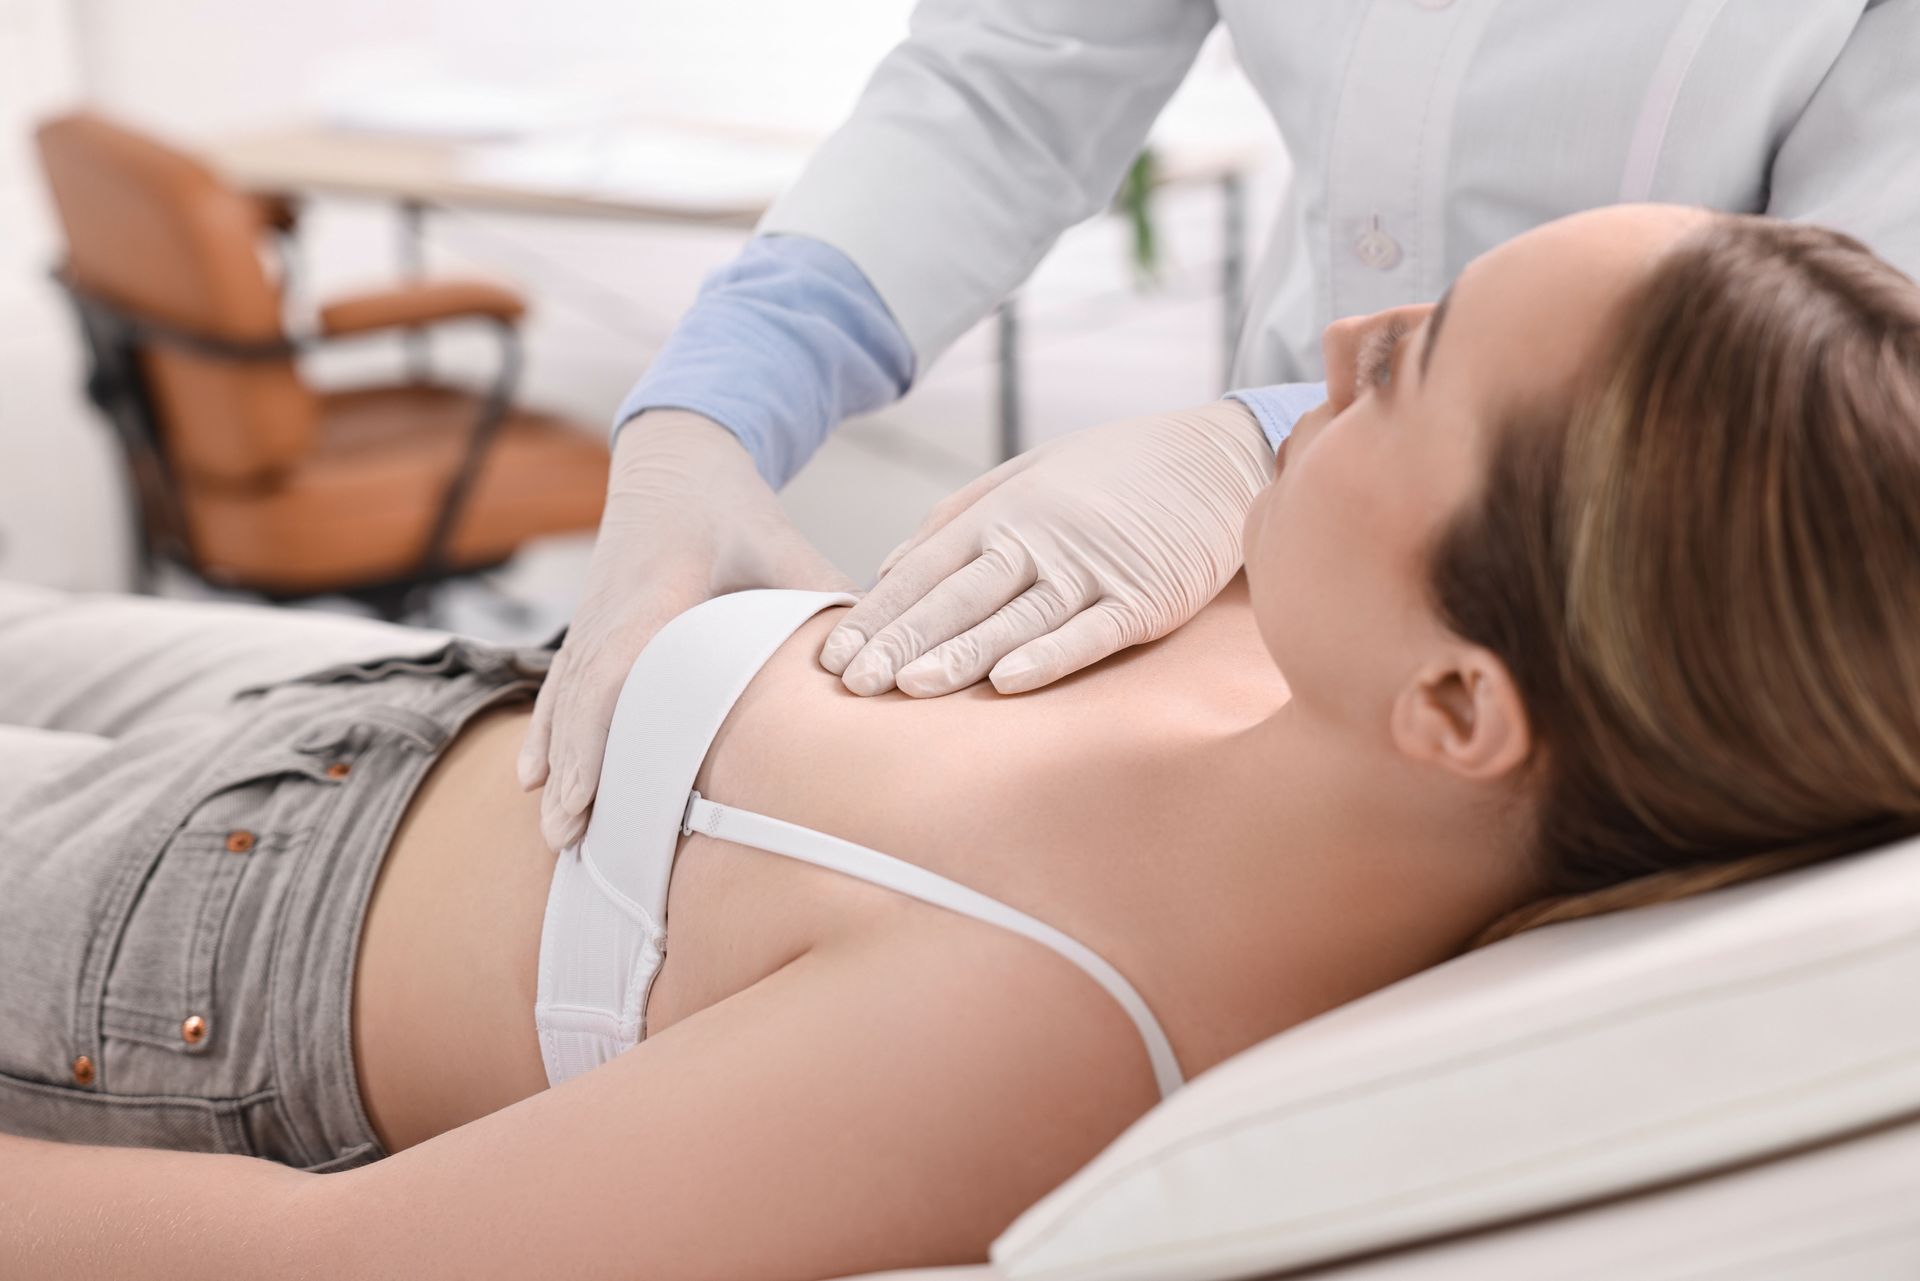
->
[[6, 205, 1920, 1279]]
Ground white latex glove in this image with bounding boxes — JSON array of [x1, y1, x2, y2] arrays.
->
[[818, 400, 1273, 697], [518, 409, 859, 852]]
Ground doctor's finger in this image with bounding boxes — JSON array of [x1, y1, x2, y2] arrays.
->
[[894, 578, 1087, 697], [989, 598, 1137, 695], [838, 546, 1036, 696], [818, 525, 980, 674], [540, 776, 590, 854], [516, 648, 565, 790], [875, 532, 917, 582], [540, 644, 636, 843], [877, 455, 1032, 580]]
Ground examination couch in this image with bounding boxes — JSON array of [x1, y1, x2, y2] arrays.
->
[[839, 829, 1920, 1280]]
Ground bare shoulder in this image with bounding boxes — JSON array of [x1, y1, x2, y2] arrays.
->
[[310, 911, 1161, 1281]]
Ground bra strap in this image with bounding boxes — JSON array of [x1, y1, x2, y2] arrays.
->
[[683, 791, 1186, 1099]]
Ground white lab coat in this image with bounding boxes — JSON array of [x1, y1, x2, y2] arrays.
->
[[760, 0, 1920, 390]]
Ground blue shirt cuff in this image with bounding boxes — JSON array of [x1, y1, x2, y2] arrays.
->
[[1224, 382, 1328, 454], [613, 233, 915, 490]]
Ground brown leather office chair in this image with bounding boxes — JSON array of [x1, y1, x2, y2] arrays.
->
[[35, 110, 609, 617]]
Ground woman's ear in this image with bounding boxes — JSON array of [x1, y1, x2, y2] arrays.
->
[[1389, 647, 1532, 781]]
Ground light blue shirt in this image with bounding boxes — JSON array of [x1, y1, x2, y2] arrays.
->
[[1225, 381, 1328, 452], [612, 234, 916, 491], [616, 234, 1322, 488]]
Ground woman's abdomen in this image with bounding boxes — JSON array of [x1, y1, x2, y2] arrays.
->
[[350, 700, 887, 1153], [351, 704, 559, 1152]]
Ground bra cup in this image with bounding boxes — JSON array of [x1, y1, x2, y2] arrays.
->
[[579, 589, 857, 916]]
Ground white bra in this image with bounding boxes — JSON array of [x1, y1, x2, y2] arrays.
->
[[533, 587, 1185, 1099]]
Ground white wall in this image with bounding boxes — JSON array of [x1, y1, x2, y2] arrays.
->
[[0, 0, 118, 587], [77, 0, 915, 140]]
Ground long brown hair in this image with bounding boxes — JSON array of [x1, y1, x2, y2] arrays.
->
[[1431, 214, 1920, 950]]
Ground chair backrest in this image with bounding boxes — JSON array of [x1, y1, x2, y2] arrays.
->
[[35, 111, 317, 485]]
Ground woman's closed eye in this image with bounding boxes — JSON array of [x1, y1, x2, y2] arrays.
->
[[1354, 317, 1413, 392]]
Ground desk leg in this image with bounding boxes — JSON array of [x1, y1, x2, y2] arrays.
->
[[1220, 170, 1246, 391], [400, 198, 430, 381], [996, 297, 1023, 462]]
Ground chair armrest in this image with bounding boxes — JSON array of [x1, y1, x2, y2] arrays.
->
[[253, 192, 301, 233], [317, 281, 526, 338]]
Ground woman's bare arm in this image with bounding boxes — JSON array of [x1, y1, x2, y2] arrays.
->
[[5, 917, 1155, 1281], [0, 1135, 315, 1275]]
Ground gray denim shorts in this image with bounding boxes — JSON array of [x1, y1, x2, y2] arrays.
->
[[0, 636, 551, 1171]]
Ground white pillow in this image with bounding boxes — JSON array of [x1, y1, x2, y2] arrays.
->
[[989, 835, 1920, 1281]]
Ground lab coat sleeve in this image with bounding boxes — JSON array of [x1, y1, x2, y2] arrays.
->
[[611, 234, 916, 490], [759, 0, 1221, 372], [1764, 0, 1920, 282]]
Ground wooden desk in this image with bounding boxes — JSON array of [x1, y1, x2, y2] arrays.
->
[[209, 122, 1257, 461]]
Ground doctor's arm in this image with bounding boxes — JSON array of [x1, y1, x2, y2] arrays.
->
[[524, 0, 1224, 847], [790, 1, 1308, 698], [517, 233, 910, 848], [1764, 0, 1920, 280], [1, 925, 1149, 1281], [611, 235, 916, 493]]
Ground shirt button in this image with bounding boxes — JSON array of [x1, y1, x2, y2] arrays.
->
[[325, 761, 352, 780], [181, 1015, 209, 1045], [226, 830, 255, 854], [1354, 220, 1403, 271], [72, 1055, 95, 1085]]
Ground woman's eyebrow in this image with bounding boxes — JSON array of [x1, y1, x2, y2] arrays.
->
[[1420, 284, 1454, 381]]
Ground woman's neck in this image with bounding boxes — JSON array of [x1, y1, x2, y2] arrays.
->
[[1176, 700, 1535, 1008]]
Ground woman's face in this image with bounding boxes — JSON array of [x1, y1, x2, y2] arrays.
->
[[1242, 203, 1713, 734]]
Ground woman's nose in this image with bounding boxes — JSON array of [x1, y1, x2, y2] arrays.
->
[[1320, 316, 1370, 415], [1320, 303, 1437, 413]]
